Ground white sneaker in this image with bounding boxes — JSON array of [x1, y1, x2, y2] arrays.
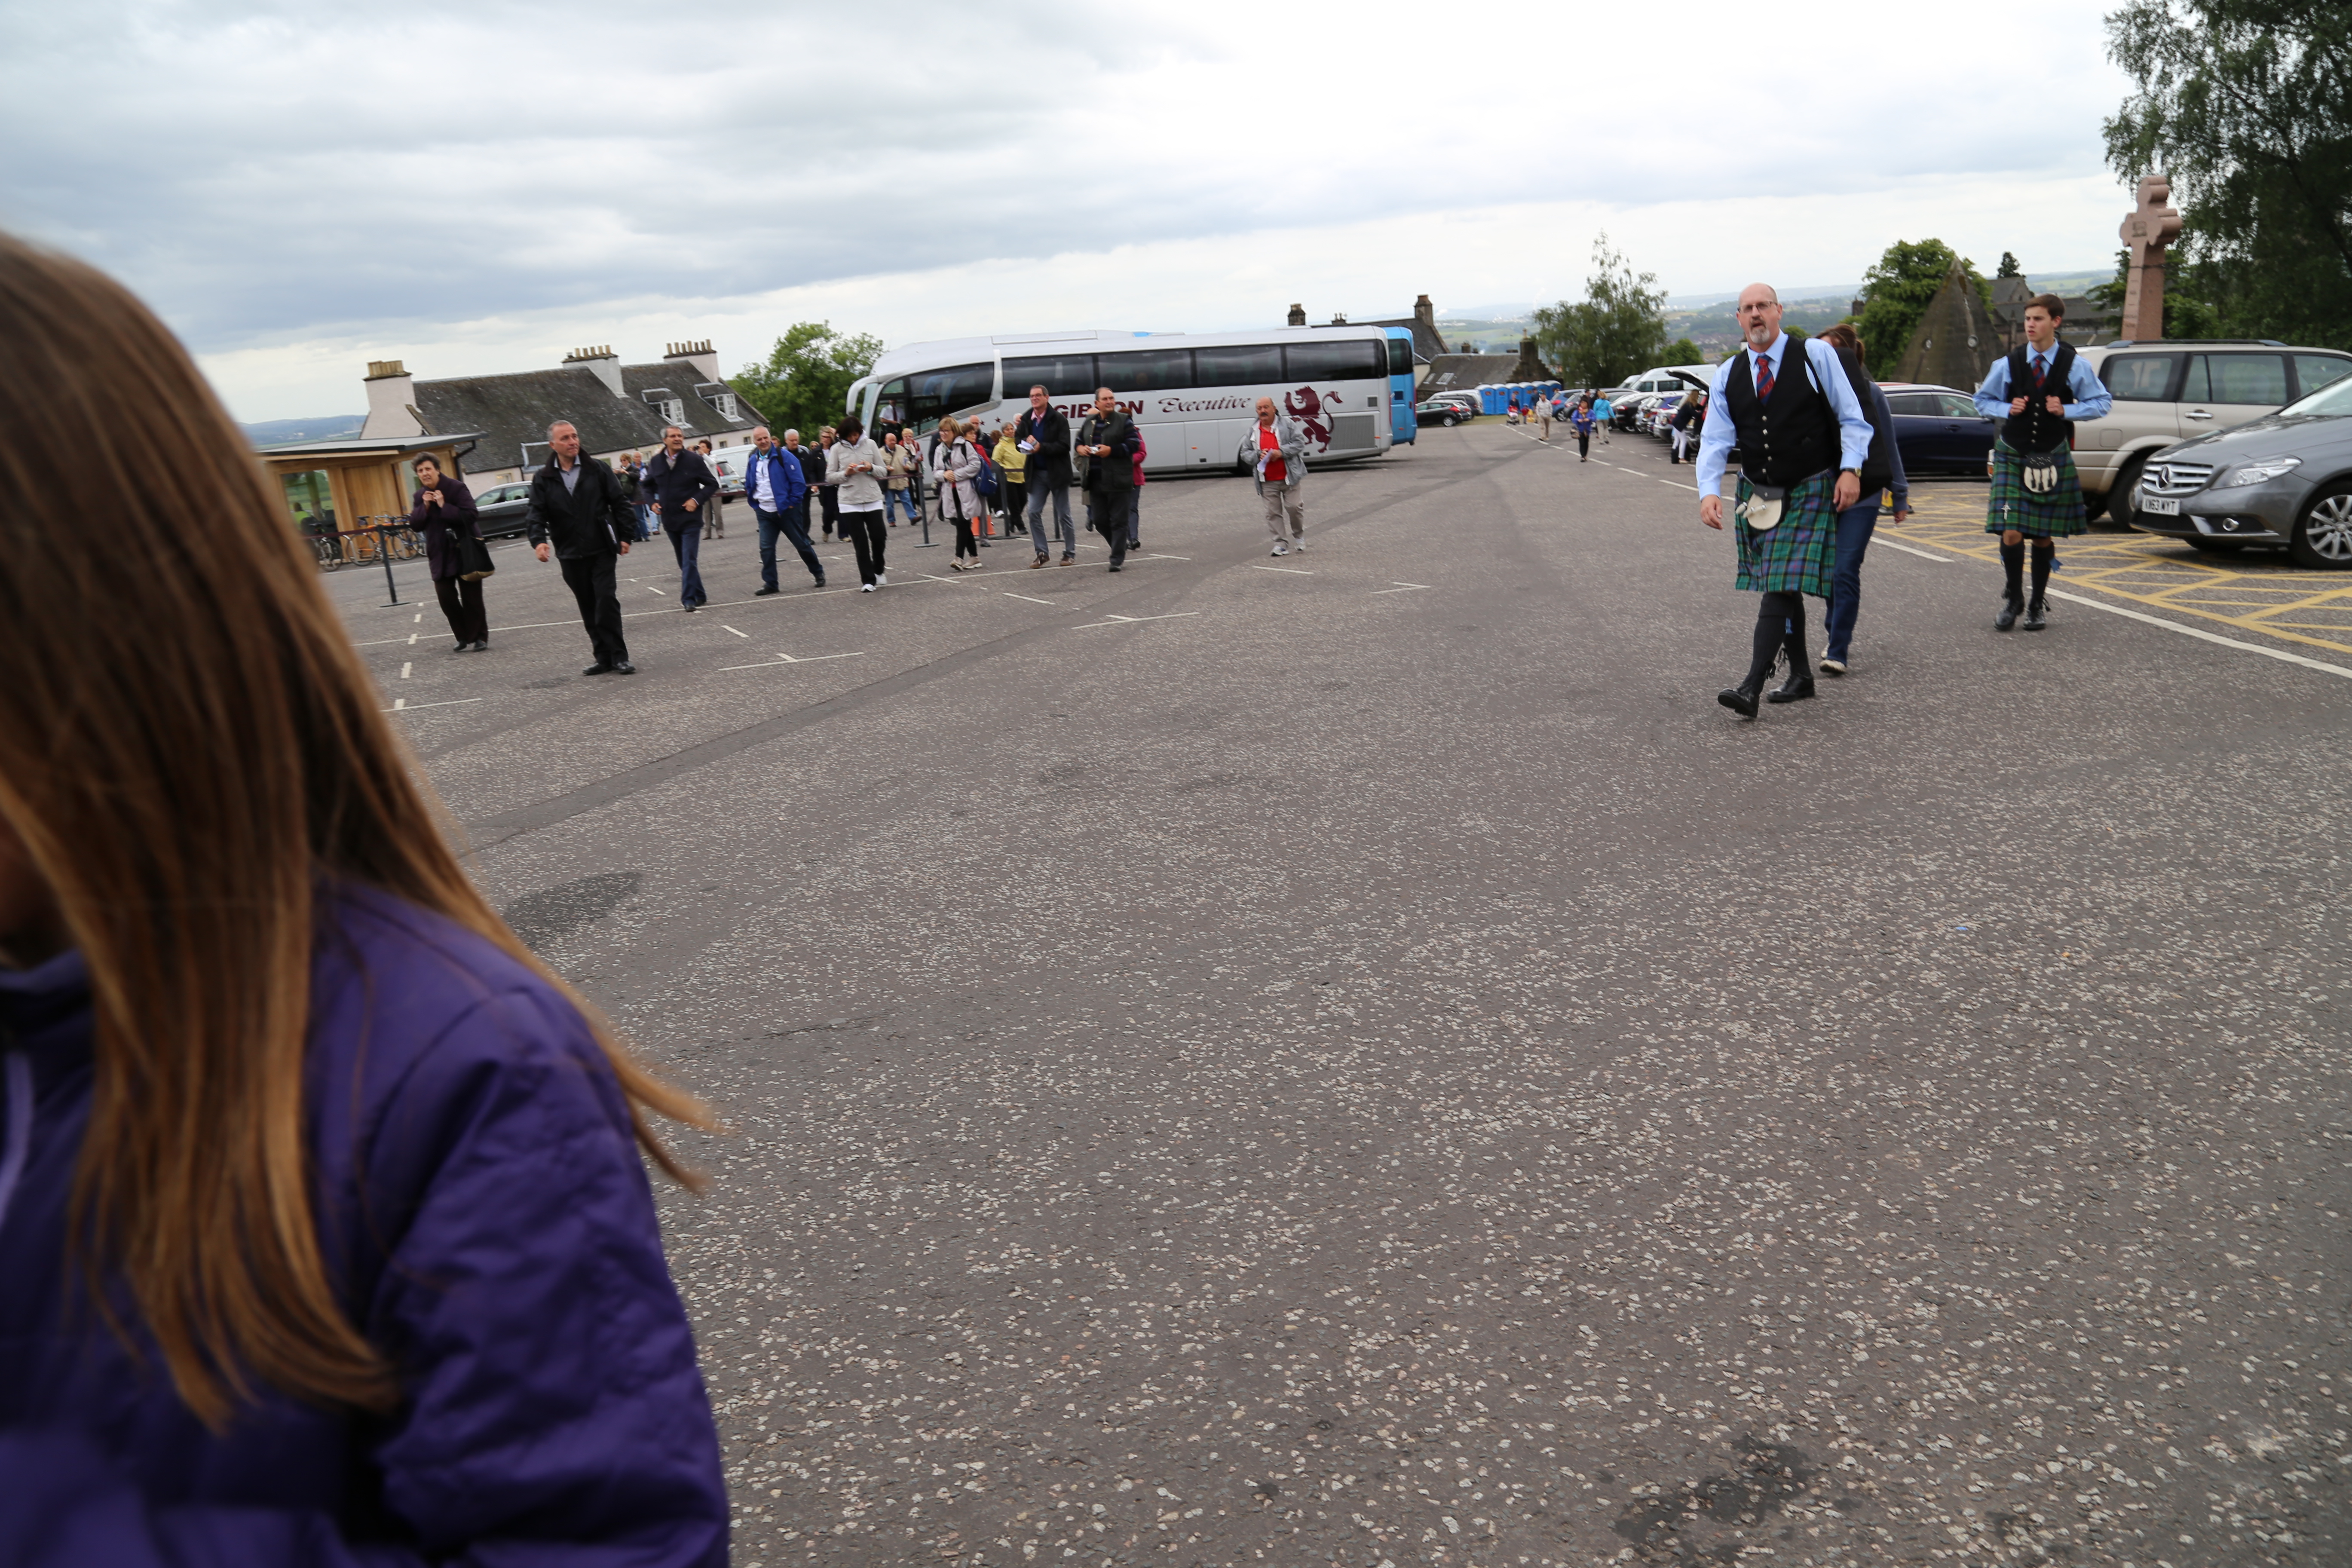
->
[[1291, 536, 1306, 552], [875, 574, 887, 586], [1271, 540, 1288, 556], [860, 582, 876, 593]]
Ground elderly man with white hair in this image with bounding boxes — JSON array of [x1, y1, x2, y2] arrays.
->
[[1248, 395, 1310, 556], [1693, 283, 1874, 719]]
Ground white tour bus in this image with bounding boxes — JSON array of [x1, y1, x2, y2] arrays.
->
[[846, 327, 1400, 475]]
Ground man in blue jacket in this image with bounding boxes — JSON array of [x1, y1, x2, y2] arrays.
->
[[643, 426, 720, 612], [743, 426, 820, 595]]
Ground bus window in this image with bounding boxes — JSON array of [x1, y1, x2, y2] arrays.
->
[[1286, 340, 1384, 383], [907, 362, 995, 423], [1387, 337, 1411, 377], [874, 379, 909, 427], [1194, 344, 1284, 388], [1097, 348, 1195, 393], [1002, 353, 1095, 397]]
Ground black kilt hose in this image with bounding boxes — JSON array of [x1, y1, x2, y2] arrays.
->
[[1733, 469, 1838, 598], [1985, 441, 2088, 538]]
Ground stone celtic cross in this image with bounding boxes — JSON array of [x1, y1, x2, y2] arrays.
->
[[2118, 174, 2184, 342]]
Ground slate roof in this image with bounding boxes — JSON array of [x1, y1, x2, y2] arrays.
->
[[1362, 315, 1449, 363], [1420, 353, 1525, 392], [413, 361, 760, 476]]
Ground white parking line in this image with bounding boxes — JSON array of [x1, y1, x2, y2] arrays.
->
[[2043, 590, 2352, 681], [1371, 582, 1432, 594], [719, 651, 867, 671], [384, 697, 482, 713], [399, 662, 412, 679], [1250, 565, 1314, 576], [1000, 592, 1055, 606], [721, 624, 750, 638], [1072, 612, 1200, 630], [1874, 539, 1953, 563]]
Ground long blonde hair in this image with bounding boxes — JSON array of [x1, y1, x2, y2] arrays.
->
[[0, 232, 709, 1427]]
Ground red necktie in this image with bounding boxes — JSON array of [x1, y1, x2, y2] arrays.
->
[[1755, 352, 1775, 401]]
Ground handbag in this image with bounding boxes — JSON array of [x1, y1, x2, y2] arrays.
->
[[455, 524, 496, 582]]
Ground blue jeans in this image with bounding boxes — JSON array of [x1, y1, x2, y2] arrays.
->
[[665, 516, 707, 606], [755, 505, 822, 588], [1025, 478, 1074, 557], [884, 487, 920, 527], [1126, 487, 1141, 547], [634, 504, 655, 541], [1822, 500, 1877, 662]]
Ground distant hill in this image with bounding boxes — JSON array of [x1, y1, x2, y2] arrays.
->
[[243, 414, 365, 447]]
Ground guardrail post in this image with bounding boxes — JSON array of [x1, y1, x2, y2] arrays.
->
[[374, 518, 406, 607]]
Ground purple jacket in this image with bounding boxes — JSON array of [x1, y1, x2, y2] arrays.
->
[[0, 885, 726, 1567], [406, 478, 480, 582]]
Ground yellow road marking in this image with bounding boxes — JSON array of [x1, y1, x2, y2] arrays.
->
[[1884, 498, 2352, 658]]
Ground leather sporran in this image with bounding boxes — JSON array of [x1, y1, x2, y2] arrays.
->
[[2021, 452, 2061, 495], [1737, 484, 1787, 531]]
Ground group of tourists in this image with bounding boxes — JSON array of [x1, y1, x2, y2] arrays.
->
[[1692, 283, 2109, 718], [422, 389, 1318, 677]]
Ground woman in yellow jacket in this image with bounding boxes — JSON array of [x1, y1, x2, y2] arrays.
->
[[992, 422, 1026, 539]]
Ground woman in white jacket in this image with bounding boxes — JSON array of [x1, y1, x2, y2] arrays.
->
[[826, 417, 889, 590], [929, 416, 988, 571]]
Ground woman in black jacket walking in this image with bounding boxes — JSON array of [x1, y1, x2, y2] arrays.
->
[[407, 456, 489, 652]]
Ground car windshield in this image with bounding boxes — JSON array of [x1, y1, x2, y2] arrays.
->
[[2279, 377, 2352, 419]]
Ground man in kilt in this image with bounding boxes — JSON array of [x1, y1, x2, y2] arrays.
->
[[1694, 284, 1876, 718], [1971, 294, 2113, 630]]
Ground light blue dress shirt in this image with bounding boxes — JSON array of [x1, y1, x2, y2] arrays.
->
[[1694, 333, 1876, 497], [1972, 347, 2114, 422]]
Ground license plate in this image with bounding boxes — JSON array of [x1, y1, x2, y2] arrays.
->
[[2140, 493, 2180, 515]]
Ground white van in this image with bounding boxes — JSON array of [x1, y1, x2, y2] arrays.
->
[[1615, 364, 1715, 395]]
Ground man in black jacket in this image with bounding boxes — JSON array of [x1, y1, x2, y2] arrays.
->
[[525, 420, 637, 676], [1013, 383, 1074, 568], [643, 426, 720, 612], [1074, 386, 1139, 573]]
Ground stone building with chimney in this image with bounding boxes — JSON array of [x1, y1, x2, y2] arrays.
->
[[357, 339, 761, 486]]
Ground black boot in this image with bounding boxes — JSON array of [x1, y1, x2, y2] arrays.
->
[[2022, 595, 2048, 631], [1717, 677, 1764, 718], [1995, 592, 2023, 632], [1767, 670, 1816, 704]]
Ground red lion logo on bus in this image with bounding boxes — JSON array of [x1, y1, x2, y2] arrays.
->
[[1285, 385, 1339, 449]]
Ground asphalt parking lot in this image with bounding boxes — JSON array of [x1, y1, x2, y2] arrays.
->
[[329, 421, 2350, 1568]]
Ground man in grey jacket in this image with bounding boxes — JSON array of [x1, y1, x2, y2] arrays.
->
[[1246, 395, 1309, 556]]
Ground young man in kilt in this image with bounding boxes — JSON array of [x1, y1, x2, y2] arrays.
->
[[1694, 284, 1877, 717], [1971, 294, 2113, 630]]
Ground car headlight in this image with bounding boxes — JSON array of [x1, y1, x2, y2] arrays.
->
[[2215, 456, 2302, 488]]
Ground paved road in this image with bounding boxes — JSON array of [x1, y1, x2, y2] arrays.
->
[[330, 423, 2349, 1568]]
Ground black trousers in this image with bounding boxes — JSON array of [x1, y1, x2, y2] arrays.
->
[[432, 573, 487, 644], [840, 509, 887, 585], [1085, 489, 1129, 567], [558, 551, 628, 666], [819, 486, 841, 537]]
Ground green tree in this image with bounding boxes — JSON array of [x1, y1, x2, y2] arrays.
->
[[1660, 336, 1709, 365], [730, 322, 885, 438], [2104, 0, 2352, 348], [1852, 239, 1987, 378], [1534, 233, 1669, 388], [1997, 251, 2024, 279]]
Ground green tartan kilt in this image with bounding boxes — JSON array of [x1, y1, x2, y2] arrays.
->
[[1733, 470, 1838, 597], [1984, 441, 2088, 537]]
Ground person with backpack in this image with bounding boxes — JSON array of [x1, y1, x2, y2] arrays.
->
[[1812, 324, 1910, 676], [930, 415, 989, 570], [1074, 387, 1139, 573], [968, 425, 1001, 546]]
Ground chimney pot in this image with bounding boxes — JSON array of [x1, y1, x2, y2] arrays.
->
[[365, 359, 407, 380]]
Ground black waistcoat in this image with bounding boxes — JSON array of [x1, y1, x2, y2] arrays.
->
[[2001, 342, 2077, 453], [1723, 332, 1836, 488]]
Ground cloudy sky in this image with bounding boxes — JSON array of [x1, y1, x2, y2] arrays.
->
[[1, 0, 2135, 420]]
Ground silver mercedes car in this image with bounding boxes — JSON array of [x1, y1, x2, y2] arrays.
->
[[2132, 373, 2352, 568]]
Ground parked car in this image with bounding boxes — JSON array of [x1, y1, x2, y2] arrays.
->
[[707, 449, 748, 499], [468, 479, 535, 539], [1416, 396, 1476, 426], [1878, 383, 2000, 475], [2079, 341, 2352, 528], [2125, 371, 2352, 567]]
